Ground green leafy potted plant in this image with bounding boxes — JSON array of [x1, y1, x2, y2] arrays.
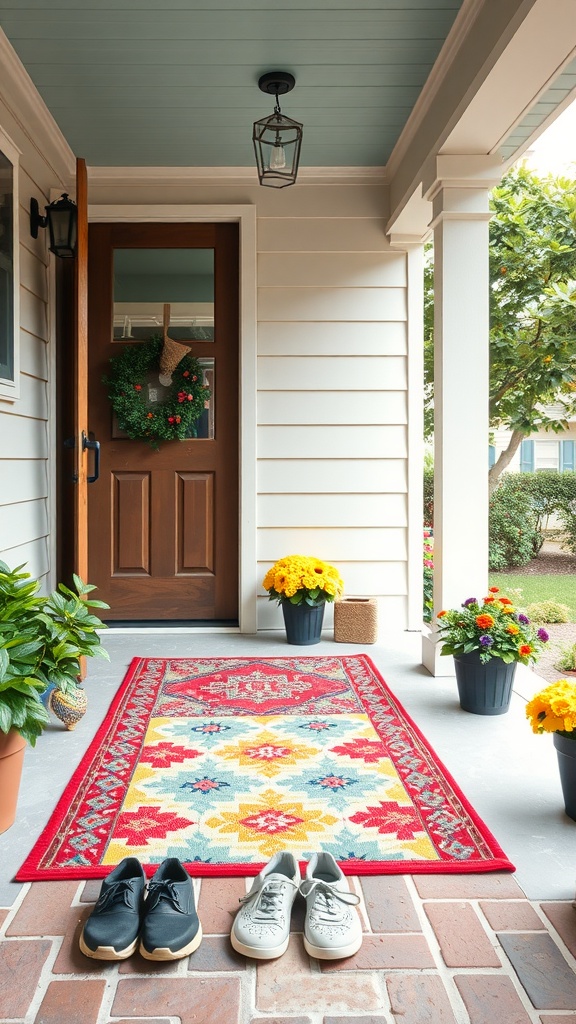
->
[[262, 554, 344, 645], [0, 560, 109, 832], [435, 587, 549, 715], [526, 679, 576, 820]]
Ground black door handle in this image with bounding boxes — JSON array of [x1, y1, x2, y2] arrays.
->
[[82, 432, 101, 484]]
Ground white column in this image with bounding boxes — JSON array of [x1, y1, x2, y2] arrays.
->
[[421, 159, 499, 674]]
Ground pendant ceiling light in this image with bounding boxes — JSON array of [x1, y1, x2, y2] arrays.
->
[[253, 71, 303, 188]]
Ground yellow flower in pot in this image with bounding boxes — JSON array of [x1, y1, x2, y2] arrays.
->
[[262, 554, 344, 646], [526, 679, 576, 821]]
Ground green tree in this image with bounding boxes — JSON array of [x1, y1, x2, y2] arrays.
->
[[424, 166, 576, 493]]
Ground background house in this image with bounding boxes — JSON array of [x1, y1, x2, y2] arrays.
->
[[1, 0, 576, 662]]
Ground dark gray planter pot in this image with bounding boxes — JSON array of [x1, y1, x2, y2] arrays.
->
[[281, 601, 325, 645], [553, 732, 576, 821], [453, 650, 516, 715]]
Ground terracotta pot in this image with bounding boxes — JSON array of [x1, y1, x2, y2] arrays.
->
[[0, 729, 26, 834]]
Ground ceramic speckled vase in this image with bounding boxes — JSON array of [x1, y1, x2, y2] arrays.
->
[[49, 686, 88, 730]]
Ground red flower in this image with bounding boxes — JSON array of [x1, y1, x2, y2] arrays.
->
[[147, 412, 154, 419], [182, 370, 190, 377], [488, 586, 499, 593], [113, 806, 195, 846], [139, 741, 201, 768], [349, 801, 423, 840], [330, 738, 387, 764], [175, 415, 181, 424], [168, 416, 175, 424], [187, 393, 193, 401], [519, 644, 533, 656], [134, 384, 142, 391], [192, 375, 198, 381]]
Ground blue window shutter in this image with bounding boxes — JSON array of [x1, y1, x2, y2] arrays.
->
[[489, 445, 496, 468], [520, 439, 534, 472], [561, 440, 575, 472]]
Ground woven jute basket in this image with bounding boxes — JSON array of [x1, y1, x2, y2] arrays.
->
[[159, 336, 191, 376], [334, 598, 378, 644]]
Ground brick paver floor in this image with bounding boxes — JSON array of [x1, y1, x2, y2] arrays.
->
[[2, 870, 575, 1023]]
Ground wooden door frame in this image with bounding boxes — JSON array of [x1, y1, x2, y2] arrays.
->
[[87, 204, 257, 633]]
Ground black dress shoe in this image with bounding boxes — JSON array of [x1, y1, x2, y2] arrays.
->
[[140, 858, 202, 961], [79, 857, 146, 960]]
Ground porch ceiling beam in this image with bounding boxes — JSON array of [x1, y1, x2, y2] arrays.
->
[[387, 0, 576, 232]]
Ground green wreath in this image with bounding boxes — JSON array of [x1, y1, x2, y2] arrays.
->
[[103, 336, 210, 449]]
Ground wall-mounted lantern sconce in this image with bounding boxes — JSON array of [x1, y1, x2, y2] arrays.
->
[[30, 193, 78, 258], [253, 71, 303, 188]]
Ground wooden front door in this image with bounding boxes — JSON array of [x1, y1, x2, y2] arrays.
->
[[87, 222, 239, 622]]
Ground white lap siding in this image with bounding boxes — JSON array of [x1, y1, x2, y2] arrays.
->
[[81, 177, 411, 631]]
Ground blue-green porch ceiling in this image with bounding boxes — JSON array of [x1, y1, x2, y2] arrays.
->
[[0, 0, 465, 167]]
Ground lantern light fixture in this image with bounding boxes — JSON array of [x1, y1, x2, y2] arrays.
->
[[30, 193, 78, 258], [253, 71, 303, 188]]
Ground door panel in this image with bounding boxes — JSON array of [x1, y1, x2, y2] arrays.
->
[[178, 472, 214, 573], [112, 472, 150, 575], [87, 222, 239, 621]]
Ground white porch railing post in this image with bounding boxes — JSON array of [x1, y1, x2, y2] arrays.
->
[[421, 157, 501, 675]]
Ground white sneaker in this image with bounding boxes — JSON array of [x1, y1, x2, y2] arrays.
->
[[230, 852, 301, 959], [300, 852, 362, 960]]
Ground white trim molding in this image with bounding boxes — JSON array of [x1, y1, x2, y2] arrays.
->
[[0, 125, 21, 403], [0, 28, 75, 185], [88, 202, 258, 633]]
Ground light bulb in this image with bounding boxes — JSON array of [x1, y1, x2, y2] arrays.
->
[[270, 143, 286, 170]]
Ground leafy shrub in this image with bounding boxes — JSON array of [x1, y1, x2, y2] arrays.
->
[[423, 468, 434, 528], [494, 470, 576, 554], [423, 531, 433, 622], [525, 600, 570, 623], [489, 478, 539, 570], [555, 642, 576, 672]]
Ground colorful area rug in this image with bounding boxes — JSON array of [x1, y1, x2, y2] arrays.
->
[[17, 656, 514, 880]]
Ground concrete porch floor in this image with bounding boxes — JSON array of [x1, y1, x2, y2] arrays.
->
[[1, 629, 575, 1024]]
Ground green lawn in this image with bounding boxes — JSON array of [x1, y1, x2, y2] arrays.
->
[[488, 574, 576, 621]]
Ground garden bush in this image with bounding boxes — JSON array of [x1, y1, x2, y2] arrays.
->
[[525, 600, 570, 623], [555, 642, 576, 672], [489, 477, 539, 570], [423, 467, 434, 528]]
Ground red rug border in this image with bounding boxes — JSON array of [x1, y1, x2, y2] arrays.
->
[[16, 654, 515, 881]]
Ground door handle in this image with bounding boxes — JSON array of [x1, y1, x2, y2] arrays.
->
[[82, 432, 101, 484]]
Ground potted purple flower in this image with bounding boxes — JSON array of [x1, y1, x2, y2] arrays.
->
[[435, 587, 549, 715]]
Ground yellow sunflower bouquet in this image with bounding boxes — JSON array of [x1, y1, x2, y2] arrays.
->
[[262, 555, 344, 607], [526, 680, 576, 739]]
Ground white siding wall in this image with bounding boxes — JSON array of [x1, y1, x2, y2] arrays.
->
[[0, 96, 67, 587], [73, 179, 409, 630], [493, 421, 576, 473], [85, 179, 412, 630], [255, 219, 407, 630]]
